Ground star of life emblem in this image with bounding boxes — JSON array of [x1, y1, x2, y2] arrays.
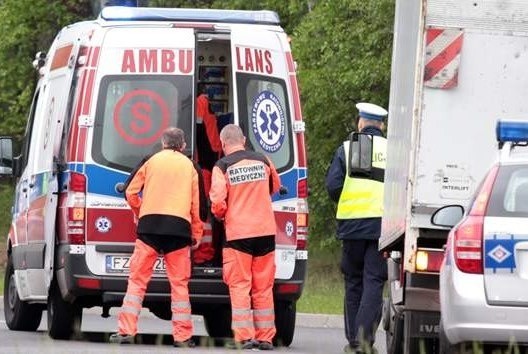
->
[[251, 90, 285, 153], [95, 216, 112, 233], [285, 221, 294, 237]]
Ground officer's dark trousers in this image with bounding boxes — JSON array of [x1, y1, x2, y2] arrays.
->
[[341, 239, 387, 347]]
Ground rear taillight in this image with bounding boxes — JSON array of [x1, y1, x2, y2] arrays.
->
[[296, 200, 309, 250], [453, 165, 499, 274], [67, 172, 86, 245], [415, 248, 444, 272], [298, 178, 308, 198], [454, 215, 484, 274]]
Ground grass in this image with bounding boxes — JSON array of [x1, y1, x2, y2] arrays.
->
[[297, 247, 344, 314], [0, 180, 13, 295]]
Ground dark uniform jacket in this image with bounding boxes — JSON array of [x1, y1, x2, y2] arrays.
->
[[325, 126, 384, 241]]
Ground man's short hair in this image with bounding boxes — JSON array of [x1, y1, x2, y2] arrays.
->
[[161, 127, 185, 150], [220, 124, 245, 146]]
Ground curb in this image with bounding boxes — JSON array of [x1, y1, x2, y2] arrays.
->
[[0, 296, 344, 329]]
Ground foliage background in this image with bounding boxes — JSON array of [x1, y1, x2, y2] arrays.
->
[[0, 0, 394, 252]]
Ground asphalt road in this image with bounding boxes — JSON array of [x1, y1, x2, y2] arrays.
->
[[0, 302, 386, 354]]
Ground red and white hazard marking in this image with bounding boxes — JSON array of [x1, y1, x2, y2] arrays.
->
[[424, 27, 464, 89]]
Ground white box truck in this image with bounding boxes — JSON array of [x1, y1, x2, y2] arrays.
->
[[380, 0, 528, 352]]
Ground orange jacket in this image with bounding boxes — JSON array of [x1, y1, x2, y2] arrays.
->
[[196, 94, 222, 153], [209, 145, 281, 241], [126, 149, 203, 241]]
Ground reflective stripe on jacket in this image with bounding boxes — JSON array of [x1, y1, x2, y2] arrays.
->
[[336, 136, 387, 219], [210, 147, 281, 241]]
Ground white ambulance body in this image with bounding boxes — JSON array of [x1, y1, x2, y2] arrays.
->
[[0, 7, 308, 345]]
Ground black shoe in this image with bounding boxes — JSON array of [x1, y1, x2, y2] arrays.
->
[[174, 339, 196, 348], [258, 341, 274, 350], [343, 344, 363, 353], [226, 339, 257, 349], [109, 333, 135, 344]]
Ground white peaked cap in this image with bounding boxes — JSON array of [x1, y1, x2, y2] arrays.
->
[[355, 102, 388, 121]]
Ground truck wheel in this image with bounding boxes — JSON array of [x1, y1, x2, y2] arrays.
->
[[47, 280, 82, 339], [3, 254, 43, 331], [203, 305, 233, 338], [385, 300, 403, 354], [273, 301, 296, 347]]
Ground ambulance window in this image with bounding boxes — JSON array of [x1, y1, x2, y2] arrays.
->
[[92, 75, 193, 172], [19, 89, 42, 171], [236, 73, 293, 172]]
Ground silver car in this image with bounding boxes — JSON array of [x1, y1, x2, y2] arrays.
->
[[432, 120, 528, 353]]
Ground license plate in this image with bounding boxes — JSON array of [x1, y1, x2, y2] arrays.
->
[[105, 255, 166, 274]]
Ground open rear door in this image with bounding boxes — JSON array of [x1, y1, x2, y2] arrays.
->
[[230, 27, 298, 280], [24, 40, 80, 300]]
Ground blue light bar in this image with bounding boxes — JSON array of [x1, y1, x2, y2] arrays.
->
[[496, 120, 528, 143], [100, 6, 280, 25]]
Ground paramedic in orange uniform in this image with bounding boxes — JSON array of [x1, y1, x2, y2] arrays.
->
[[193, 89, 222, 265], [109, 127, 203, 348], [209, 124, 281, 350]]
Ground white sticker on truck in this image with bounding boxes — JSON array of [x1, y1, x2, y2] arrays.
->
[[439, 164, 473, 200]]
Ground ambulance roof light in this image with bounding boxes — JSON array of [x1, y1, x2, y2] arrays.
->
[[496, 119, 528, 144], [100, 6, 280, 25]]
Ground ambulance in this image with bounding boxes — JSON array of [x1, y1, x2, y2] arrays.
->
[[0, 6, 308, 345]]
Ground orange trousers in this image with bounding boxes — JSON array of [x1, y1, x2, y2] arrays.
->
[[192, 219, 214, 264], [222, 247, 276, 342], [192, 169, 215, 264], [117, 239, 193, 342]]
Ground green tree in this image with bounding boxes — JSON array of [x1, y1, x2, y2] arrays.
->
[[0, 0, 92, 137], [149, 0, 310, 34], [293, 0, 394, 248]]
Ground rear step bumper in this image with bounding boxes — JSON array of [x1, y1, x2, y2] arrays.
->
[[56, 247, 306, 307]]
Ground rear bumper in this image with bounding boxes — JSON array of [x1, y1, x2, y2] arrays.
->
[[56, 246, 306, 309], [441, 264, 528, 345]]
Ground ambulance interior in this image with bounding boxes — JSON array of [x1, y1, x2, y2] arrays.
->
[[193, 33, 233, 267]]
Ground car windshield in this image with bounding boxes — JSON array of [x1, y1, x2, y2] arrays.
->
[[92, 75, 193, 172]]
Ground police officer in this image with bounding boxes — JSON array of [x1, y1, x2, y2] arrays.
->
[[210, 124, 281, 350], [325, 102, 388, 353], [110, 127, 203, 348]]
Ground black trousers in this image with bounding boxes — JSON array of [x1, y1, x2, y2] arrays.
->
[[341, 239, 387, 347]]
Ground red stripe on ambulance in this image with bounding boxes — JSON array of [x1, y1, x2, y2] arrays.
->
[[67, 66, 88, 161], [90, 46, 101, 67], [285, 52, 307, 168]]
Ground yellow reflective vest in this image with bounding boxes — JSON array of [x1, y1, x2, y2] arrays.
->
[[336, 135, 387, 220]]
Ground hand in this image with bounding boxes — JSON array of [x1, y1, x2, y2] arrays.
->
[[191, 238, 201, 250]]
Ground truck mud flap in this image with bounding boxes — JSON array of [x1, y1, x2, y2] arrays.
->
[[406, 310, 440, 338]]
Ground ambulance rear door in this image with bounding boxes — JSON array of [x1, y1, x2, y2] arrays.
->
[[83, 26, 196, 277], [23, 40, 80, 300], [230, 26, 298, 279]]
